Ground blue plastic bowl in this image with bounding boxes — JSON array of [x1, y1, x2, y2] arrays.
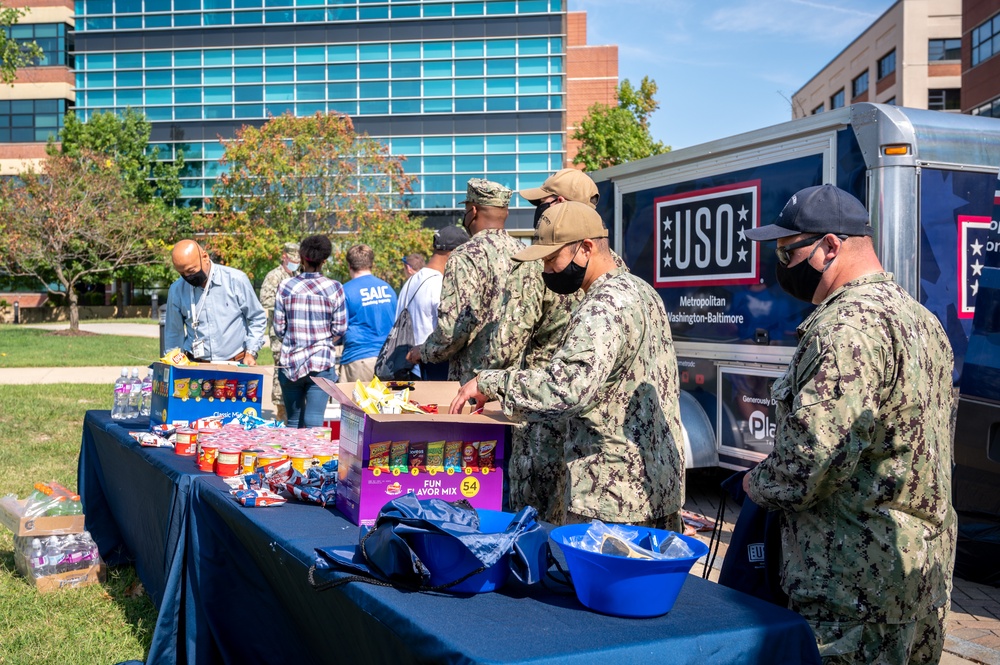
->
[[549, 523, 709, 618], [407, 510, 516, 594]]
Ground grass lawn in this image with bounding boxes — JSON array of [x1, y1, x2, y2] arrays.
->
[[0, 384, 156, 665], [0, 327, 274, 368]]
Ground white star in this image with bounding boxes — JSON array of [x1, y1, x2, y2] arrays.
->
[[738, 226, 747, 242], [972, 280, 979, 296], [662, 253, 672, 268], [738, 206, 749, 222], [737, 248, 748, 263], [971, 239, 984, 256], [972, 260, 984, 277], [664, 235, 672, 249], [662, 216, 672, 231]]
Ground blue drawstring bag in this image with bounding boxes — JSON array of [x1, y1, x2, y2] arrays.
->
[[311, 493, 547, 594]]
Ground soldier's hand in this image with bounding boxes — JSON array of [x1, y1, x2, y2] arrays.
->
[[450, 378, 486, 414], [406, 346, 421, 364]]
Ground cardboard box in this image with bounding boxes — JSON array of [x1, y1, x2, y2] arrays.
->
[[0, 497, 85, 537], [150, 362, 264, 427], [315, 380, 511, 526], [13, 553, 105, 593]]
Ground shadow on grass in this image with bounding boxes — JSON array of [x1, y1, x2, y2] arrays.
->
[[103, 564, 158, 660]]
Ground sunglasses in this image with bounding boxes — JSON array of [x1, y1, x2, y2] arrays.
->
[[775, 234, 847, 266]]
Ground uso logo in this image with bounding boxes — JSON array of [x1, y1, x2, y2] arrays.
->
[[653, 181, 760, 288]]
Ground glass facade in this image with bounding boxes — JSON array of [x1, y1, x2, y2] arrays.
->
[[73, 0, 569, 228], [0, 99, 69, 143]]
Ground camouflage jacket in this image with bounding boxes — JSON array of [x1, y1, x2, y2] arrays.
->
[[419, 228, 523, 383], [477, 266, 685, 523], [259, 264, 293, 354], [746, 272, 957, 623], [484, 250, 627, 371]]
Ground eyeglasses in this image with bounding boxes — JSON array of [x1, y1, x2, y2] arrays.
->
[[775, 234, 847, 266]]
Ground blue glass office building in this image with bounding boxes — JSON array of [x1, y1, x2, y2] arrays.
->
[[72, 0, 569, 230]]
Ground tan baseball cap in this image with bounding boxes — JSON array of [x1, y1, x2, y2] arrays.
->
[[518, 168, 600, 208], [513, 201, 608, 262]]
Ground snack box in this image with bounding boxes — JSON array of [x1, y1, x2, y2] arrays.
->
[[150, 362, 264, 427], [0, 497, 85, 537], [315, 380, 511, 526]]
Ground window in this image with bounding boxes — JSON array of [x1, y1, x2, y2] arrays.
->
[[0, 98, 68, 143], [811, 104, 824, 115], [2, 23, 72, 67], [928, 38, 961, 61], [852, 71, 868, 98], [972, 14, 1000, 66], [830, 89, 845, 110], [884, 97, 896, 106], [971, 96, 1000, 118], [928, 88, 961, 111], [878, 49, 896, 79]]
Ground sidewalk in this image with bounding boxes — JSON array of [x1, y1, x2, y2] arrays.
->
[[19, 322, 159, 338]]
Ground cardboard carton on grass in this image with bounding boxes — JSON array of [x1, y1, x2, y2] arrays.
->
[[0, 497, 85, 537], [314, 380, 512, 526]]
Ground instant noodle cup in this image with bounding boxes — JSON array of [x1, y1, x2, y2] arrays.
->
[[313, 426, 332, 440], [289, 452, 315, 474], [175, 428, 198, 456], [257, 449, 284, 472], [312, 450, 334, 466], [215, 448, 242, 476], [198, 443, 220, 472], [240, 449, 260, 474]]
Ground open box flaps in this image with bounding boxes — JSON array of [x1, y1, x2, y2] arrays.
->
[[313, 379, 513, 425]]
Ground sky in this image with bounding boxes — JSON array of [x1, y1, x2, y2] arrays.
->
[[570, 0, 898, 150]]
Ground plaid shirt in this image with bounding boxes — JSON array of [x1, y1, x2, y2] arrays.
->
[[274, 272, 347, 381]]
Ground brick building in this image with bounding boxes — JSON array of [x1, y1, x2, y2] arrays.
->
[[564, 11, 617, 167], [964, 0, 1000, 116]]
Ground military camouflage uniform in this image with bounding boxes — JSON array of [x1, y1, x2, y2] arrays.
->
[[746, 273, 956, 663], [482, 253, 627, 522], [477, 266, 685, 526], [418, 228, 523, 384], [259, 264, 294, 406]]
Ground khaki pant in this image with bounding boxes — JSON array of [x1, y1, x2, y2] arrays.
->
[[340, 357, 377, 385]]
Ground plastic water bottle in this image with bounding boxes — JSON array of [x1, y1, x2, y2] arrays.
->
[[66, 494, 83, 516], [43, 536, 65, 576], [140, 370, 152, 418], [111, 368, 130, 420], [29, 538, 45, 578], [126, 368, 142, 419]]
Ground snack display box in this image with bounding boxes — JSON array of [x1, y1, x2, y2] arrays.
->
[[150, 362, 264, 427], [315, 380, 511, 526]]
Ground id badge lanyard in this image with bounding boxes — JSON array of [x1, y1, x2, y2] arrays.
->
[[190, 272, 213, 357]]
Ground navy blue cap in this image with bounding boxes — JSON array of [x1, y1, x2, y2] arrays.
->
[[744, 184, 874, 242], [433, 225, 470, 251]]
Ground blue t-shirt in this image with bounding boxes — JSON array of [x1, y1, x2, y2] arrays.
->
[[341, 274, 398, 364]]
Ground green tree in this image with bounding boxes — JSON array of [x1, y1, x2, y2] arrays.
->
[[201, 112, 432, 285], [55, 108, 189, 300], [0, 150, 170, 331], [0, 3, 42, 84], [572, 76, 669, 171]]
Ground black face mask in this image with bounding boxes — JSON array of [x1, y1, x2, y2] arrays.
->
[[462, 208, 475, 235], [775, 244, 826, 303], [542, 244, 588, 294], [533, 200, 554, 229], [183, 270, 208, 288]]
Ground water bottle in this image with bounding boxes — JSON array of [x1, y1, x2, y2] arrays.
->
[[111, 368, 130, 420], [140, 370, 153, 418], [43, 536, 65, 576], [66, 494, 83, 516], [29, 538, 46, 578], [126, 368, 142, 419]]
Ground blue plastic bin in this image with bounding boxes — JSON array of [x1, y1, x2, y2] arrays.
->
[[550, 523, 709, 617], [407, 510, 516, 593]]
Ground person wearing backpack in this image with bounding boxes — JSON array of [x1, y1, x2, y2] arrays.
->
[[387, 225, 470, 380]]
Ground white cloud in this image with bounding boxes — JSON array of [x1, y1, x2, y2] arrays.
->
[[707, 0, 881, 43]]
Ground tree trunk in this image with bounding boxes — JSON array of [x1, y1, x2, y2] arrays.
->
[[116, 279, 125, 318], [69, 288, 80, 332]]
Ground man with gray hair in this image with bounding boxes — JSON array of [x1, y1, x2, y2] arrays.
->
[[259, 240, 300, 421]]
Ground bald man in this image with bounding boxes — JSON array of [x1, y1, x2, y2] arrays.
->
[[164, 240, 266, 365]]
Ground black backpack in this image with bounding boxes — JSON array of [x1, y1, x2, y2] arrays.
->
[[374, 274, 437, 381]]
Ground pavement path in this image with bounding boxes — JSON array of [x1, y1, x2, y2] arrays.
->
[[5, 322, 1000, 663]]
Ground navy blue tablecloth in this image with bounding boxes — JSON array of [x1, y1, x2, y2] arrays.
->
[[79, 411, 821, 665]]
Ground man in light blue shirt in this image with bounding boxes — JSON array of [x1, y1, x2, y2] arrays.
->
[[164, 239, 267, 364]]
